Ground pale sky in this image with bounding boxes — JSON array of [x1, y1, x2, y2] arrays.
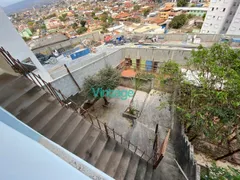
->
[[0, 0, 23, 7]]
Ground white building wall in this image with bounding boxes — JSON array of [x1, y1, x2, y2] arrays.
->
[[0, 8, 52, 81], [226, 3, 240, 35], [201, 0, 239, 34]]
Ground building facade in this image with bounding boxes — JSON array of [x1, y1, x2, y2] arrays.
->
[[226, 4, 240, 35], [201, 0, 240, 34]]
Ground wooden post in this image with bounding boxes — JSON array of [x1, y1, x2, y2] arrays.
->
[[155, 124, 159, 134], [104, 123, 109, 138], [64, 64, 81, 91]]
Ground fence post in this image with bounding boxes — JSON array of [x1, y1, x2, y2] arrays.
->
[[88, 113, 93, 124], [64, 64, 81, 91], [104, 123, 109, 138], [134, 146, 137, 153], [113, 128, 116, 140], [141, 151, 145, 158], [96, 117, 101, 130]]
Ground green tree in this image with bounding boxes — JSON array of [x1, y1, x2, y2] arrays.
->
[[72, 22, 78, 29], [80, 20, 86, 27], [177, 0, 188, 7], [169, 14, 187, 29], [76, 26, 87, 34], [143, 8, 151, 17], [202, 163, 240, 180], [174, 44, 240, 159], [59, 13, 68, 21], [27, 21, 34, 26], [83, 66, 120, 105], [100, 12, 108, 22], [133, 4, 140, 11], [107, 16, 113, 24], [203, 13, 206, 20]]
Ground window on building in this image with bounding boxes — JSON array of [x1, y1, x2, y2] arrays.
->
[[211, 7, 214, 11], [210, 23, 212, 26], [207, 15, 212, 19], [222, 27, 226, 31], [235, 18, 240, 23], [213, 16, 215, 18], [216, 8, 218, 10], [222, 8, 226, 12], [233, 2, 237, 6]]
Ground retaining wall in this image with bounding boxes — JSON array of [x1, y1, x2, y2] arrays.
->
[[51, 49, 123, 97], [171, 92, 200, 180]]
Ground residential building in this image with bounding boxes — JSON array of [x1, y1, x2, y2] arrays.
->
[[201, 0, 240, 34], [173, 7, 208, 17], [226, 4, 240, 35]]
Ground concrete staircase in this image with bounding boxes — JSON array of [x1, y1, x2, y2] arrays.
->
[[0, 74, 183, 180]]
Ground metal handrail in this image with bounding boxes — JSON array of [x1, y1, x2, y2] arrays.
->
[[83, 110, 153, 163]]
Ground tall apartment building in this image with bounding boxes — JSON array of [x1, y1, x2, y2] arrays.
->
[[200, 0, 240, 35]]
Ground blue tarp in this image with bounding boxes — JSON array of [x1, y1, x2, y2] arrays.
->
[[70, 48, 90, 60], [62, 47, 80, 57], [146, 60, 152, 72], [232, 38, 240, 43]]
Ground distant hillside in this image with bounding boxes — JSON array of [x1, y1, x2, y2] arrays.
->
[[3, 0, 58, 15]]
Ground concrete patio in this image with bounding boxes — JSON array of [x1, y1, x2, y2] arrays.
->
[[87, 86, 174, 158]]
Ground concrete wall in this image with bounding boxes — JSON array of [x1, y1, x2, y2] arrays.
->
[[124, 47, 190, 65], [51, 49, 124, 97], [171, 94, 199, 180], [32, 31, 103, 55], [50, 47, 193, 98]]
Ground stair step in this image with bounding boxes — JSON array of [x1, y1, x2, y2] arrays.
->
[[86, 133, 108, 166], [144, 163, 153, 180], [95, 138, 117, 172], [4, 86, 45, 115], [104, 143, 125, 178], [135, 159, 148, 180], [51, 116, 83, 146], [114, 149, 132, 180], [48, 112, 78, 139], [33, 101, 62, 131], [17, 93, 54, 123], [27, 100, 59, 128], [1, 83, 36, 108], [39, 108, 73, 139], [152, 162, 180, 180], [125, 154, 140, 180], [0, 76, 32, 103], [63, 120, 92, 152], [74, 126, 101, 159], [0, 73, 18, 90]]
